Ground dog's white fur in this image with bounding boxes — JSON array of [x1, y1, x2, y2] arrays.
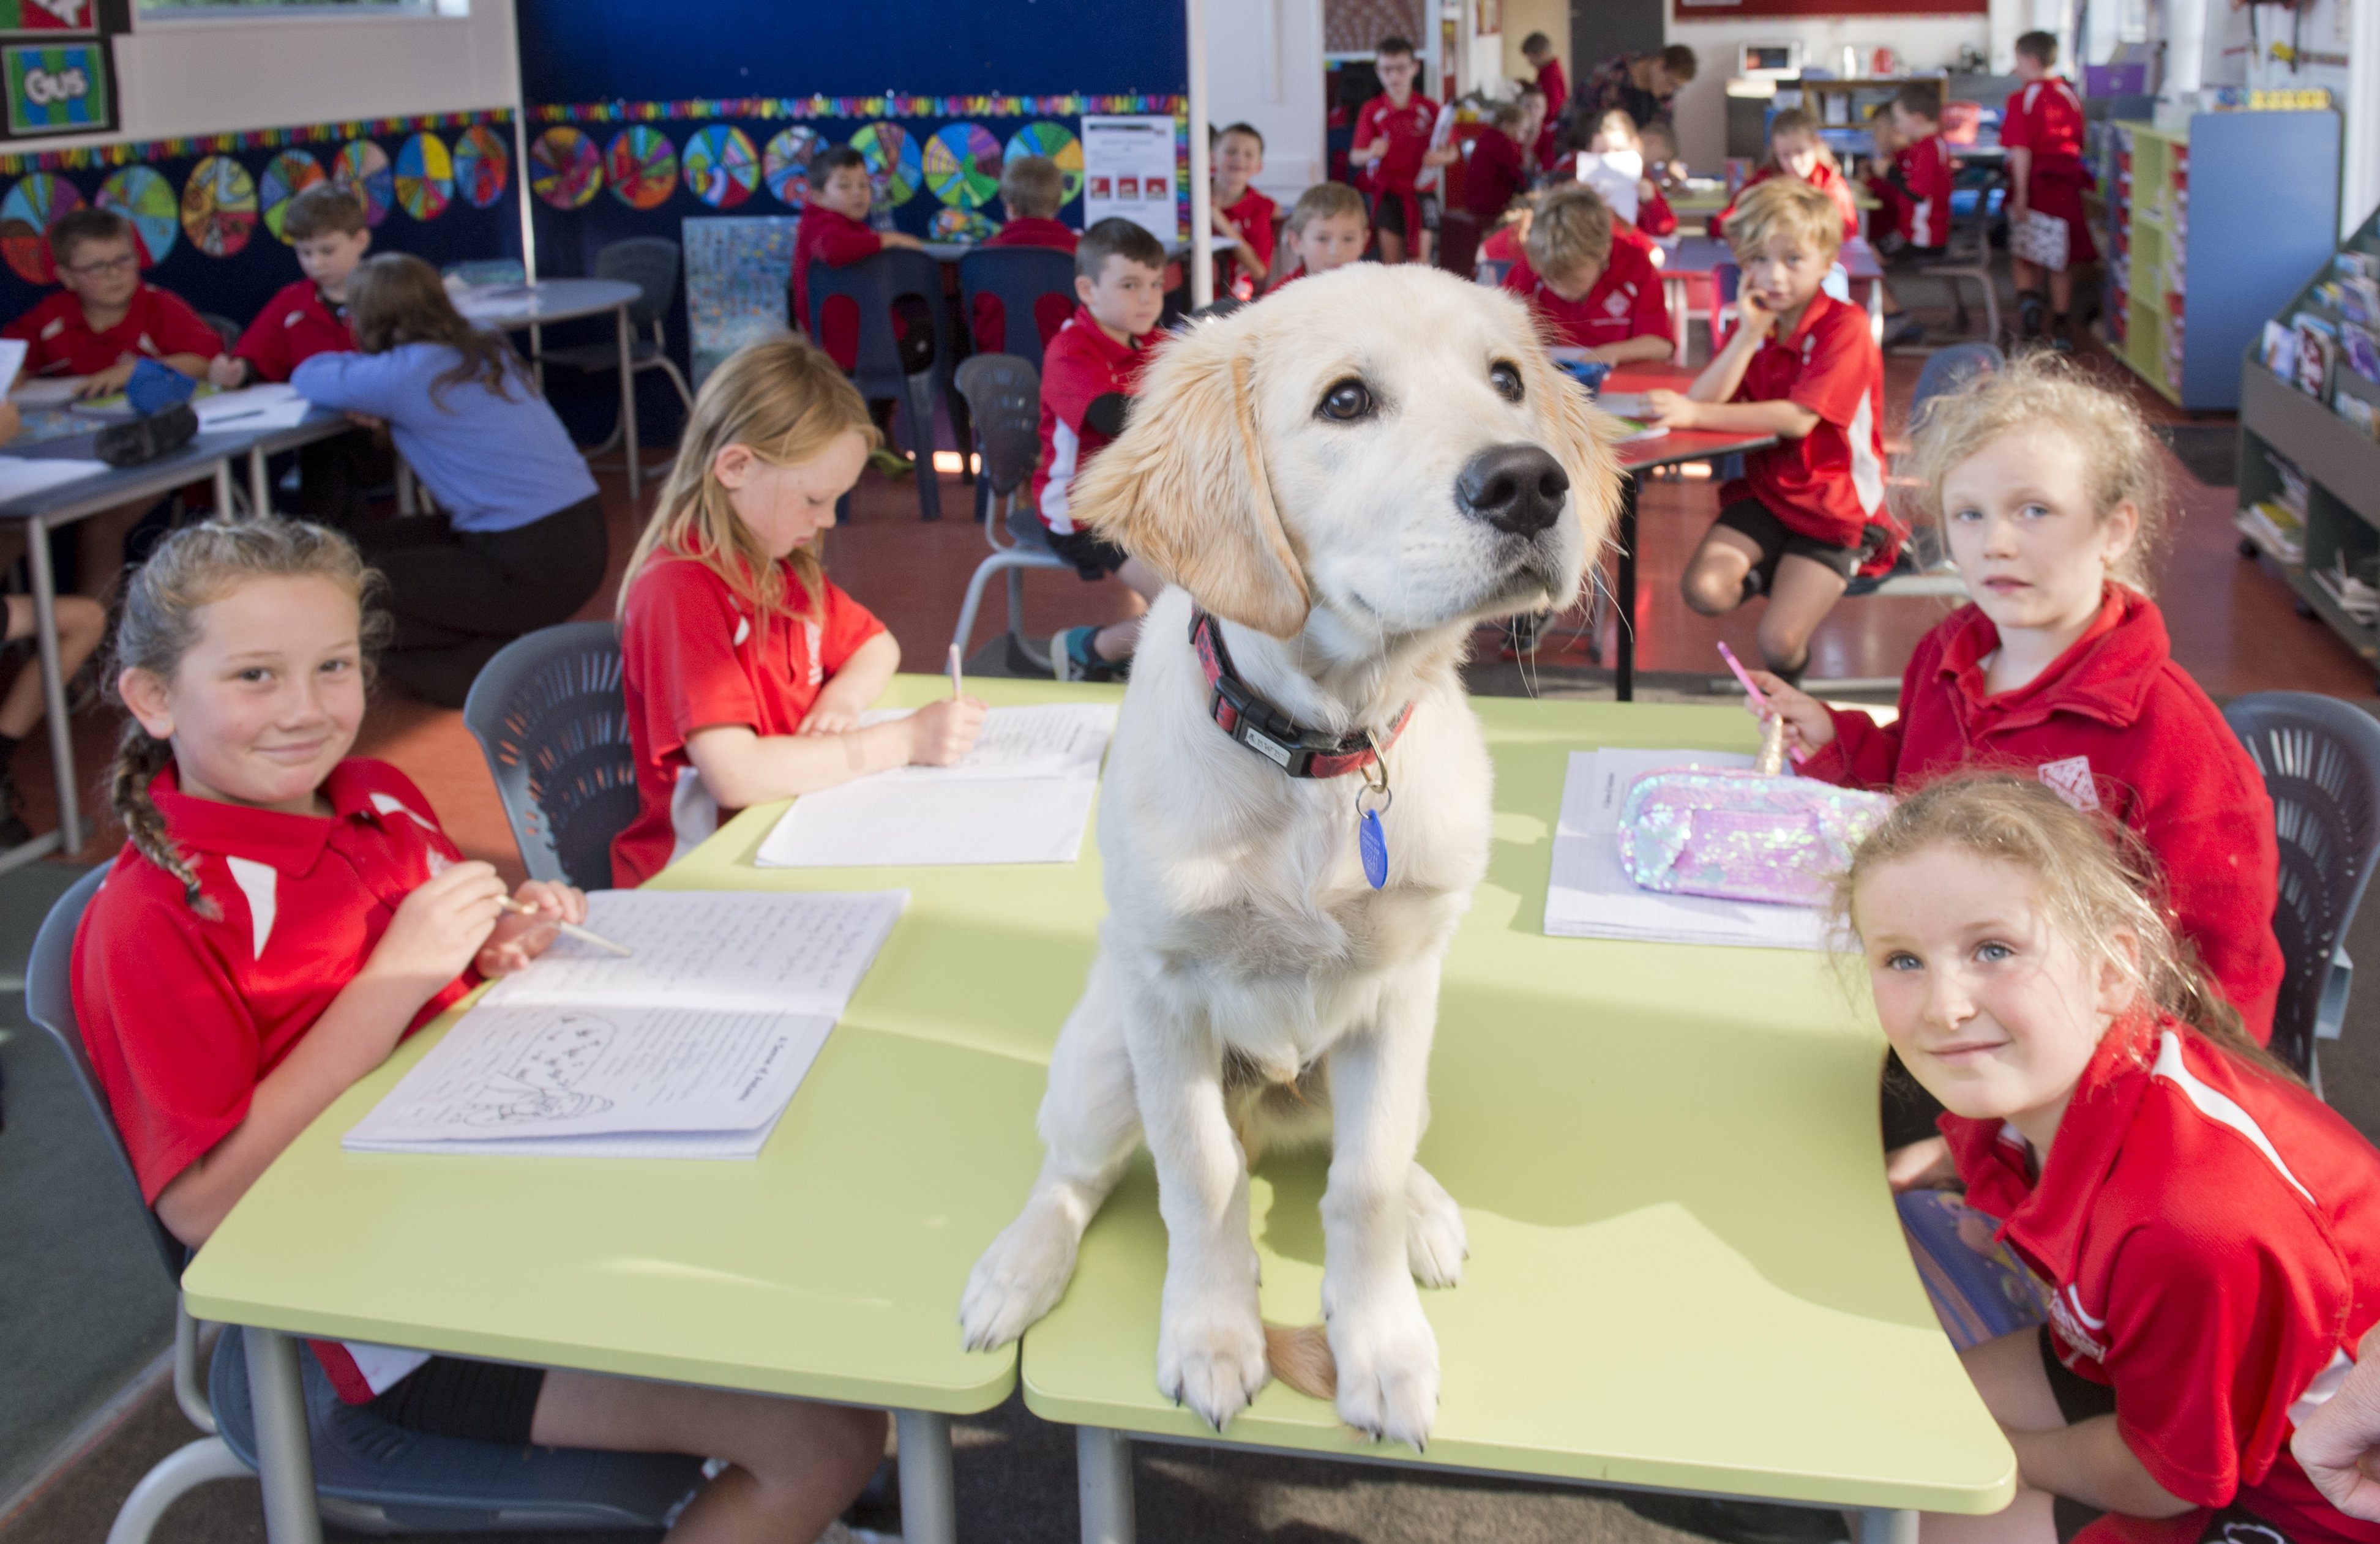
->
[[959, 266, 1620, 1448]]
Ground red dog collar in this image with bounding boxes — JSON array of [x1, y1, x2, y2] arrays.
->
[[1191, 609, 1414, 778]]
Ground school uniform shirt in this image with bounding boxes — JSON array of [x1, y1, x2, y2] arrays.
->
[[1214, 185, 1280, 302], [1945, 1012, 2380, 1544], [1635, 184, 1679, 239], [1533, 56, 1570, 166], [4, 285, 222, 379], [1710, 160, 1860, 245], [1032, 303, 1155, 535], [1886, 131, 1955, 249], [1353, 90, 1440, 237], [291, 343, 597, 533], [1716, 289, 1886, 550], [969, 218, 1080, 356], [1499, 239, 1670, 350], [1464, 129, 1530, 223], [1800, 585, 2285, 1043], [231, 279, 351, 383], [613, 557, 888, 888], [73, 759, 482, 1406], [2003, 76, 2099, 264], [789, 203, 885, 372]]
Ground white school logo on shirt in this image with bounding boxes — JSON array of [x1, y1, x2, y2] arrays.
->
[[2037, 756, 2100, 811], [1603, 289, 1631, 318]]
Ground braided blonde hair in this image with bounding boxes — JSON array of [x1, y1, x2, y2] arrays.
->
[[105, 520, 387, 914]]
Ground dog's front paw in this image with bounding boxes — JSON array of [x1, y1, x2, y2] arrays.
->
[[959, 1199, 1083, 1351], [1156, 1281, 1269, 1430], [1405, 1165, 1467, 1289], [1327, 1277, 1439, 1449]]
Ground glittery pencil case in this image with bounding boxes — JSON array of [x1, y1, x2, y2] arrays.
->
[[1617, 771, 1896, 906]]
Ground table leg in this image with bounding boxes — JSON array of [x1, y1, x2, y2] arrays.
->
[[529, 321, 545, 395], [618, 304, 639, 502], [1667, 275, 1688, 364], [896, 1409, 955, 1544], [244, 1328, 323, 1544], [1615, 471, 1640, 703], [1077, 1427, 1135, 1544], [1860, 1509, 1918, 1544], [213, 459, 235, 522], [24, 515, 80, 857], [249, 447, 272, 519]]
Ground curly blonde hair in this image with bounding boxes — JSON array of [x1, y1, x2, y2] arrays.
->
[[1722, 173, 1843, 263], [1525, 184, 1615, 277], [1900, 351, 2169, 592]]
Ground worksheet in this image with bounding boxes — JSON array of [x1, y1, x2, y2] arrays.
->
[[865, 702, 1117, 782], [194, 382, 313, 430]]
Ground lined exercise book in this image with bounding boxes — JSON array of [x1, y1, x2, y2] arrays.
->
[[343, 889, 907, 1159]]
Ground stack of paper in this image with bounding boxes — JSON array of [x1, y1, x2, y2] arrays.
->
[[343, 889, 907, 1158], [757, 702, 1117, 868], [195, 383, 315, 431], [1544, 747, 1835, 950]]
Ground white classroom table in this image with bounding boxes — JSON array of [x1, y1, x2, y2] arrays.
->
[[450, 277, 644, 498]]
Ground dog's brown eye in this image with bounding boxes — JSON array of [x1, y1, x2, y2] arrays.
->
[[1490, 362, 1524, 402], [1317, 379, 1375, 422]]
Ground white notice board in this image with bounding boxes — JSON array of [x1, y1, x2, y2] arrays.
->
[[1081, 114, 1178, 242]]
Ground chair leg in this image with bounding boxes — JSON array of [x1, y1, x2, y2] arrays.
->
[[654, 357, 697, 413], [901, 372, 942, 522], [105, 1436, 253, 1544], [953, 554, 1025, 662]]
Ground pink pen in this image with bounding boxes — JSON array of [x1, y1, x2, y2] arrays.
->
[[1717, 642, 1807, 764]]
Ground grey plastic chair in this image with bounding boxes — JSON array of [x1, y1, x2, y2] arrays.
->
[[541, 237, 698, 469], [198, 311, 243, 352], [950, 354, 1066, 674], [24, 869, 704, 1542], [2223, 692, 2380, 1089], [809, 247, 957, 522], [460, 621, 637, 892]]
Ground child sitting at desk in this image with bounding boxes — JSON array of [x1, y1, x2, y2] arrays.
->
[[1268, 182, 1370, 292], [1709, 108, 1858, 246], [72, 518, 889, 1543], [612, 335, 984, 887], [1582, 108, 1678, 239], [1498, 184, 1671, 364], [1865, 84, 1954, 348], [1210, 122, 1279, 301], [1843, 776, 2380, 1544], [970, 154, 1079, 356], [791, 143, 924, 372], [2004, 29, 2097, 349]]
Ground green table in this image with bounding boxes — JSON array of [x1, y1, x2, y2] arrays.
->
[[1016, 697, 2016, 1544], [179, 674, 1125, 1544]]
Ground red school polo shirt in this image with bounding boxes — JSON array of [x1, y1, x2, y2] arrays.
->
[[1716, 289, 1885, 550], [1800, 585, 2285, 1043], [2003, 76, 2087, 177], [1635, 184, 1678, 239], [1214, 185, 1279, 300], [1890, 132, 1955, 248], [1464, 128, 1529, 223], [1533, 56, 1569, 166], [1032, 303, 1154, 534], [613, 555, 888, 889], [788, 204, 885, 373], [1499, 238, 1670, 350], [1710, 160, 1860, 245], [231, 279, 351, 384], [4, 284, 223, 379], [1945, 1013, 2380, 1544]]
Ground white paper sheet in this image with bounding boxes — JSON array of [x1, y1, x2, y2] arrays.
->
[[450, 282, 542, 321], [0, 339, 24, 392], [861, 703, 1117, 782], [8, 375, 80, 408], [0, 456, 107, 503], [195, 382, 313, 430], [1575, 149, 1643, 223], [759, 775, 1100, 868], [478, 888, 908, 1016], [1544, 748, 1834, 950]]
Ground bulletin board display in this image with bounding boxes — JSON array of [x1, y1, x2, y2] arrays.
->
[[0, 0, 128, 144]]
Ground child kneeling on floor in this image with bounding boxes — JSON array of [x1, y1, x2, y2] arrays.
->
[[73, 519, 886, 1542]]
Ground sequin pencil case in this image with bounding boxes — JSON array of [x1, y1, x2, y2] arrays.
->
[[1618, 770, 1897, 906]]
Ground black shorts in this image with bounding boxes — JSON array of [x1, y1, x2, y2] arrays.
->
[[1714, 498, 1861, 586], [1370, 190, 1440, 237], [367, 1356, 547, 1445], [1044, 524, 1132, 581]]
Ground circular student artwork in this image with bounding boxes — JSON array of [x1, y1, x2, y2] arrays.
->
[[260, 149, 327, 244], [331, 140, 395, 226], [181, 156, 259, 259], [1005, 121, 1085, 204], [452, 124, 511, 209], [762, 125, 821, 209], [530, 127, 603, 209], [681, 124, 758, 210], [99, 165, 178, 267], [605, 125, 678, 211], [395, 132, 454, 222], [930, 207, 996, 244], [924, 123, 1003, 209], [0, 172, 84, 284], [850, 122, 921, 207]]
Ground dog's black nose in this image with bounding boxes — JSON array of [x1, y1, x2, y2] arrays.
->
[[1456, 444, 1569, 536]]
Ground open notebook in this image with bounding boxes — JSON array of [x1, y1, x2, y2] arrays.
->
[[343, 889, 906, 1158]]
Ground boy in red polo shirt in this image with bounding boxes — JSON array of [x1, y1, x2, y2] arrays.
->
[[971, 154, 1079, 356], [1211, 122, 1279, 300], [7, 207, 221, 394], [1645, 176, 1890, 681], [790, 144, 922, 372], [1352, 35, 1454, 266], [1522, 32, 1568, 168], [1035, 218, 1166, 681], [1866, 84, 1957, 348], [1268, 182, 1369, 292], [1500, 185, 1671, 362], [2004, 30, 2096, 347]]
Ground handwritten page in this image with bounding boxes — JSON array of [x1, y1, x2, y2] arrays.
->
[[864, 703, 1116, 782], [343, 1005, 833, 1155], [758, 776, 1099, 867], [1545, 748, 1832, 950], [479, 888, 907, 1016]]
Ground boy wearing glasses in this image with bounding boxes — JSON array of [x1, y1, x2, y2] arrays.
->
[[6, 209, 223, 399]]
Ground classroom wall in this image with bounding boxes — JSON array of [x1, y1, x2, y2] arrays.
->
[[1664, 10, 1997, 166], [1499, 0, 1566, 83], [1203, 0, 1329, 198]]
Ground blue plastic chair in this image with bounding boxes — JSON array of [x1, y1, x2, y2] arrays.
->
[[958, 245, 1078, 368], [23, 870, 705, 1542], [2223, 692, 2380, 1089], [807, 247, 956, 521], [461, 621, 637, 892]]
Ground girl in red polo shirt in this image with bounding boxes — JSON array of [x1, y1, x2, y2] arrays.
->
[[612, 334, 985, 887], [74, 518, 888, 1540], [1845, 777, 2380, 1544], [1709, 108, 1860, 245], [1749, 355, 2284, 1057]]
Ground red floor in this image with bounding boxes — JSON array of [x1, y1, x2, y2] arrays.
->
[[12, 341, 2370, 886]]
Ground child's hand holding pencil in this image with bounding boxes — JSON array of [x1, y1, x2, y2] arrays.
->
[[479, 880, 619, 975]]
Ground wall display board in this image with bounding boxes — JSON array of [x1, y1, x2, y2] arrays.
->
[[1080, 113, 1178, 241], [683, 214, 799, 388], [0, 0, 127, 144]]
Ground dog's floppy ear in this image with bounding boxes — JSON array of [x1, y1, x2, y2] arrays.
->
[[1522, 346, 1626, 554], [1072, 315, 1311, 639]]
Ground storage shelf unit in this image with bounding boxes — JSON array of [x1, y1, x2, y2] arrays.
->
[[2101, 111, 2337, 409]]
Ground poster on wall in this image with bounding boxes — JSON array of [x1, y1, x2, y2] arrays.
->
[[0, 0, 125, 141], [1080, 114, 1175, 242]]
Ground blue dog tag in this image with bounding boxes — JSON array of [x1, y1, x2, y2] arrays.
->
[[1359, 808, 1388, 889]]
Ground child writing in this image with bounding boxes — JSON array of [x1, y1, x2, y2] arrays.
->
[[1745, 353, 2284, 1047], [2004, 30, 2096, 348], [74, 518, 888, 1541], [1269, 182, 1371, 292], [971, 154, 1079, 356], [1645, 176, 1890, 680], [1844, 775, 2380, 1544], [613, 335, 985, 887], [1710, 108, 1858, 246], [1500, 184, 1672, 364], [1352, 35, 1454, 266], [1036, 219, 1168, 681], [1210, 122, 1279, 300]]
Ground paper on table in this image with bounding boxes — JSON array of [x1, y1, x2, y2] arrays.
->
[[478, 888, 908, 1016], [0, 338, 24, 392], [0, 456, 108, 502], [1576, 149, 1642, 223], [758, 775, 1100, 868], [195, 382, 313, 430], [450, 283, 541, 321], [859, 703, 1117, 782], [1544, 747, 1833, 949], [8, 376, 81, 409]]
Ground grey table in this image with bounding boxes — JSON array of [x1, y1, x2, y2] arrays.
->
[[450, 277, 644, 498]]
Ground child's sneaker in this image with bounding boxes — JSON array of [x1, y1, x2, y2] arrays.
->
[[2016, 289, 2048, 340], [1052, 625, 1116, 683]]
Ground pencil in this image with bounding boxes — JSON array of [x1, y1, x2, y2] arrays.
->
[[948, 641, 964, 699], [498, 896, 634, 957]]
